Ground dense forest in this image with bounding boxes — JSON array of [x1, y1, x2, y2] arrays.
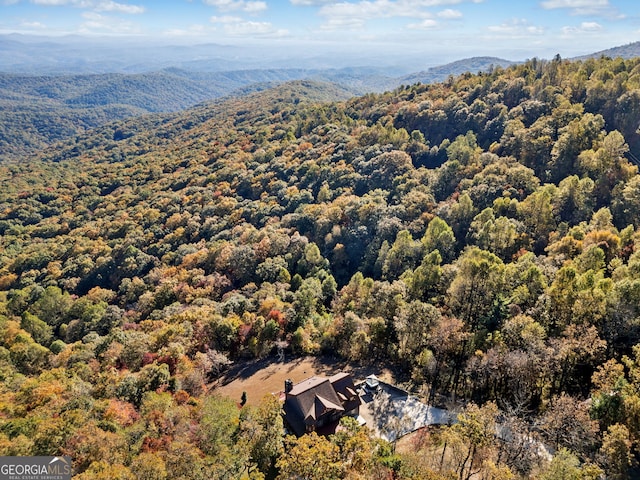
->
[[1, 55, 640, 478], [0, 57, 519, 161], [0, 69, 361, 160]]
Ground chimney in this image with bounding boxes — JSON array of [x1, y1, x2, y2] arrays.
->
[[285, 379, 293, 393]]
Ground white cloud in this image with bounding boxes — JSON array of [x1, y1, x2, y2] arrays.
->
[[207, 13, 288, 37], [203, 0, 237, 7], [203, 0, 268, 13], [225, 20, 269, 33], [319, 16, 365, 30], [579, 21, 602, 31], [210, 15, 244, 23], [562, 21, 603, 34], [20, 20, 46, 28], [78, 10, 141, 33], [94, 1, 144, 14], [289, 0, 334, 4], [488, 18, 545, 36], [31, 0, 87, 4], [539, 0, 622, 17], [437, 8, 462, 18], [319, 0, 429, 21], [315, 0, 479, 32], [29, 0, 145, 13], [163, 24, 210, 37], [289, 0, 468, 3], [540, 0, 607, 8], [243, 1, 267, 13], [408, 18, 438, 29]]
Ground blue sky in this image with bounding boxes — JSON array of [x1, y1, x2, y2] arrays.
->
[[1, 0, 638, 59]]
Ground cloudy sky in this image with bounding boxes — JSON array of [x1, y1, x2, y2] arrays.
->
[[1, 0, 638, 60]]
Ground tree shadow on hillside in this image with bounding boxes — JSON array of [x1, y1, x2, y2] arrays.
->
[[218, 353, 406, 388], [218, 354, 278, 384]]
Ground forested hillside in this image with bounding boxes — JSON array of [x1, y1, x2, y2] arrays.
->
[[400, 56, 514, 85], [0, 69, 360, 160], [575, 41, 640, 61], [0, 57, 518, 161], [1, 56, 640, 478]]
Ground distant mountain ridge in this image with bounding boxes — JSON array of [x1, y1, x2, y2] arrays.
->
[[0, 68, 378, 159], [573, 41, 640, 60], [2, 40, 639, 160], [0, 34, 248, 74], [0, 69, 323, 113], [0, 33, 421, 74], [0, 75, 359, 160], [399, 56, 516, 85], [1, 56, 518, 160]]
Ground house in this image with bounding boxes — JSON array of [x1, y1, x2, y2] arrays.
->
[[282, 372, 361, 436]]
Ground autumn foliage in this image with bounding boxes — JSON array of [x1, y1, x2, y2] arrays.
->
[[1, 56, 640, 477]]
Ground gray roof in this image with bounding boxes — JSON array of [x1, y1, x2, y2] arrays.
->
[[284, 374, 357, 436], [288, 376, 328, 396], [329, 372, 361, 413]]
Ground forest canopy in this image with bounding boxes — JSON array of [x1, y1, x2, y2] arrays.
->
[[1, 56, 640, 478]]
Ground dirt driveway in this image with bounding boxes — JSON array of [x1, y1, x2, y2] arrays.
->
[[214, 354, 397, 407]]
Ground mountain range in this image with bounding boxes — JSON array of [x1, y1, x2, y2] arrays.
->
[[0, 57, 506, 160], [2, 40, 640, 479], [1, 38, 639, 160], [573, 41, 640, 61]]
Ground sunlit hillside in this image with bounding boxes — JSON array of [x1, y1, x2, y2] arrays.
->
[[1, 56, 640, 478]]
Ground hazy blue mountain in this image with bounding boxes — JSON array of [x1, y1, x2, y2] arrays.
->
[[573, 41, 640, 60], [0, 34, 251, 74], [399, 56, 516, 85], [0, 34, 422, 75], [2, 36, 639, 161]]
